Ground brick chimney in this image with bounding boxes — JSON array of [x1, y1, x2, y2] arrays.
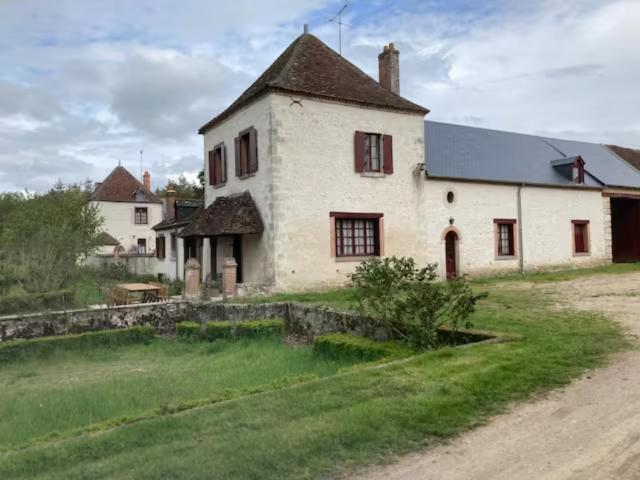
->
[[166, 186, 177, 221], [378, 42, 400, 95], [143, 170, 151, 191]]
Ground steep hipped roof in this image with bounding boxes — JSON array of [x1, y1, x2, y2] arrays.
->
[[179, 192, 263, 237], [425, 121, 640, 189], [607, 145, 640, 171], [91, 166, 162, 204], [198, 34, 428, 133]]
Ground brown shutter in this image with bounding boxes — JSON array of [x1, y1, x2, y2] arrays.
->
[[208, 150, 215, 186], [155, 237, 160, 258], [249, 127, 258, 174], [234, 137, 241, 177], [383, 134, 393, 174], [222, 145, 227, 183], [354, 131, 366, 172]]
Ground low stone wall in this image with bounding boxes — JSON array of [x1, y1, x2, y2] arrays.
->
[[0, 300, 497, 344], [0, 301, 193, 342]]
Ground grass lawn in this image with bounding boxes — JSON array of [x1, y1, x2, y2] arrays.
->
[[0, 272, 631, 479], [0, 338, 355, 450]]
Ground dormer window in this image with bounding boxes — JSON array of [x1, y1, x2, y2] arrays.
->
[[134, 189, 145, 201], [550, 156, 585, 185]]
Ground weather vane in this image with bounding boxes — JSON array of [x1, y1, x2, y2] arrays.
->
[[327, 2, 348, 56]]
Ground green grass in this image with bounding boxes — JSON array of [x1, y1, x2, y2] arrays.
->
[[0, 274, 629, 480], [0, 337, 355, 450]]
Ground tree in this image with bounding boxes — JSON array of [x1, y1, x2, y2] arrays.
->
[[0, 182, 103, 293], [350, 257, 487, 350], [155, 171, 204, 199]]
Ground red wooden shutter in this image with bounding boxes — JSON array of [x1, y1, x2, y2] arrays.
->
[[222, 145, 227, 183], [249, 127, 258, 174], [354, 131, 366, 172], [383, 134, 393, 174], [234, 137, 241, 177], [208, 150, 215, 186]]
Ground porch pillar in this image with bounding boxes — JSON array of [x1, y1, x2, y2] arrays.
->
[[222, 257, 238, 298], [202, 237, 212, 282], [184, 258, 202, 300]]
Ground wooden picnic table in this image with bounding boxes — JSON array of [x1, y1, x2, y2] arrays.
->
[[109, 283, 168, 305]]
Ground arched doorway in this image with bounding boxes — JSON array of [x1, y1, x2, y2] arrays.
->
[[444, 230, 458, 280]]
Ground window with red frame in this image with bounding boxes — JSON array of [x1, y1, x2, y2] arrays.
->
[[335, 217, 380, 257], [573, 220, 589, 254], [495, 219, 516, 256]]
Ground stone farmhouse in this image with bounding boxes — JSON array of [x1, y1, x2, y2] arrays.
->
[[90, 166, 163, 268], [168, 31, 640, 292]]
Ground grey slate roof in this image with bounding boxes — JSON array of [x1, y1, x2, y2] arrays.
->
[[424, 121, 640, 189]]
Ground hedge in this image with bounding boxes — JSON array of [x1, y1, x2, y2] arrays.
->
[[236, 319, 283, 338], [176, 321, 200, 341], [177, 319, 284, 342], [205, 321, 234, 341], [313, 333, 413, 362], [0, 326, 155, 363], [0, 289, 74, 315]]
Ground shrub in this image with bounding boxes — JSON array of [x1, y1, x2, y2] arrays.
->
[[236, 319, 283, 338], [313, 333, 413, 362], [205, 321, 234, 341], [350, 256, 486, 350], [168, 279, 183, 296], [0, 326, 155, 363], [176, 321, 200, 341], [0, 289, 74, 315]]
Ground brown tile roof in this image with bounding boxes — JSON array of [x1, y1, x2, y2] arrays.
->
[[198, 33, 428, 134], [179, 192, 263, 237], [607, 145, 640, 171], [91, 166, 162, 204]]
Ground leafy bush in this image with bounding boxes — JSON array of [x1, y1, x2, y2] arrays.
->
[[168, 279, 183, 296], [236, 319, 283, 338], [350, 257, 486, 350], [0, 289, 75, 315], [176, 321, 200, 341], [0, 326, 155, 363], [313, 333, 413, 362]]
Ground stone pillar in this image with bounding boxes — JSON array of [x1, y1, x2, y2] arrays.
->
[[201, 237, 211, 283], [184, 258, 201, 300], [222, 257, 238, 298]]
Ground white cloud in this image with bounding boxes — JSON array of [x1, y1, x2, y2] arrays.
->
[[0, 0, 638, 192]]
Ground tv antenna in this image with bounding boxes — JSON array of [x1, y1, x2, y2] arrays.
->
[[139, 149, 144, 180], [327, 2, 348, 56]]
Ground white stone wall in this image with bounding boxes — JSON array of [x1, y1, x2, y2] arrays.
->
[[269, 93, 427, 291], [423, 179, 608, 278], [92, 201, 162, 253], [202, 96, 275, 286]]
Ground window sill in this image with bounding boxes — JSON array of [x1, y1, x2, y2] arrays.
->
[[212, 182, 226, 189], [335, 255, 378, 263], [495, 255, 518, 261], [573, 252, 591, 257], [360, 172, 386, 178], [238, 173, 256, 180]]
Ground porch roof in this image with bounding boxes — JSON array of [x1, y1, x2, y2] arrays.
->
[[179, 191, 263, 237]]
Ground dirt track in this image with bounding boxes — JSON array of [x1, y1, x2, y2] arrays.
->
[[349, 273, 640, 480]]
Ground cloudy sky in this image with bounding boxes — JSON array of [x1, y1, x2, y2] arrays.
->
[[1, 0, 638, 192]]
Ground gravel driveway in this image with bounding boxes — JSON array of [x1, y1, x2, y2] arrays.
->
[[349, 272, 640, 480]]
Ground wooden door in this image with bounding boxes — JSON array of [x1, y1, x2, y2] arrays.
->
[[445, 231, 458, 280]]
